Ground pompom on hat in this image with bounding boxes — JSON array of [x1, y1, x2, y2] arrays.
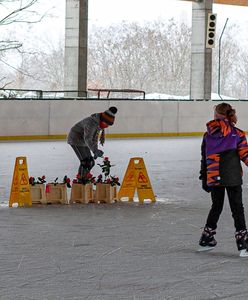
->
[[100, 106, 118, 126]]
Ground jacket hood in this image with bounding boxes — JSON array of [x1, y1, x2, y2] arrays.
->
[[90, 113, 100, 123], [206, 118, 232, 137]]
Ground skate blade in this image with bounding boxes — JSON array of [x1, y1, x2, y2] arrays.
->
[[239, 249, 248, 257], [197, 246, 215, 252]]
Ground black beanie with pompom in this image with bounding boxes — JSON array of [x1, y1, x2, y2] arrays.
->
[[100, 106, 118, 125]]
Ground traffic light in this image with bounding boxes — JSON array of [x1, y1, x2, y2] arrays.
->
[[206, 13, 217, 48]]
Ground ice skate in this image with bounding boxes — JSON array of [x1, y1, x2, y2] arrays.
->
[[198, 227, 217, 252], [198, 245, 215, 252], [235, 230, 248, 257], [239, 249, 248, 257]]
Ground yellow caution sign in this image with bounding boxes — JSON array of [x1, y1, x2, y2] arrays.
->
[[9, 157, 32, 207], [118, 157, 156, 203]]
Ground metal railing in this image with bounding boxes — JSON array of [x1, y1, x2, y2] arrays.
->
[[87, 88, 145, 99], [0, 88, 246, 101], [0, 88, 146, 100]]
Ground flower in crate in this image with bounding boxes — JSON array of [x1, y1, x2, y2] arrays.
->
[[37, 175, 46, 184], [105, 176, 120, 186], [52, 177, 59, 186], [106, 178, 111, 184], [110, 176, 121, 186], [29, 175, 46, 186], [96, 174, 103, 183], [29, 176, 36, 186], [73, 172, 95, 185], [86, 172, 96, 184], [63, 175, 71, 188], [50, 176, 71, 188]]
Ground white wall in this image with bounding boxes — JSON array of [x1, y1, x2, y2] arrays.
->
[[0, 100, 247, 137]]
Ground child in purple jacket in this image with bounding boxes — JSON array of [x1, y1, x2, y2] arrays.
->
[[199, 103, 248, 257]]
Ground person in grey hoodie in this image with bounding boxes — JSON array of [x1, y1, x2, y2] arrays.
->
[[67, 107, 118, 182]]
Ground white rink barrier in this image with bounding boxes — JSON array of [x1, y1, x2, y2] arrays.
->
[[0, 100, 247, 139]]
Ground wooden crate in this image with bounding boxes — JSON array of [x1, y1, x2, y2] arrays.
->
[[69, 183, 94, 204], [46, 183, 68, 204], [30, 184, 47, 204], [95, 183, 117, 203]]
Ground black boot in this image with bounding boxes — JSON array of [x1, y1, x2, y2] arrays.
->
[[198, 227, 217, 251], [78, 157, 95, 184], [235, 230, 248, 257]]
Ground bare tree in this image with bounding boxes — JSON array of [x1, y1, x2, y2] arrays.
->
[[0, 0, 49, 88], [88, 19, 248, 99], [10, 37, 65, 90], [212, 24, 247, 99], [88, 19, 191, 96], [0, 0, 45, 52], [234, 50, 248, 99]]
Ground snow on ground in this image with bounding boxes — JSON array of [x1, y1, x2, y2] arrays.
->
[[134, 93, 238, 100]]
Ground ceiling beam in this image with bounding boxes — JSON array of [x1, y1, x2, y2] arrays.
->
[[215, 0, 248, 5], [182, 0, 248, 6]]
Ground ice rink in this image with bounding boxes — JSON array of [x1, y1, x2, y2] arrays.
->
[[0, 137, 206, 205], [1, 137, 248, 299]]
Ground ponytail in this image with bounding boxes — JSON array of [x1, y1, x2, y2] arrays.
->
[[215, 102, 237, 124]]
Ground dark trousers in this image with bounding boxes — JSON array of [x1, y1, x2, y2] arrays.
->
[[206, 186, 246, 232], [70, 145, 94, 177]]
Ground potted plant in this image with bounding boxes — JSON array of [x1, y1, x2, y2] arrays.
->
[[46, 176, 71, 204], [70, 172, 95, 204], [95, 157, 120, 203], [29, 175, 47, 204]]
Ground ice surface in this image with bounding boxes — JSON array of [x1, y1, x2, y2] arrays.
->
[[0, 137, 201, 204], [1, 137, 248, 205], [1, 137, 248, 299]]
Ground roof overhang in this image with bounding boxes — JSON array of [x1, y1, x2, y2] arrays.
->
[[182, 0, 248, 6]]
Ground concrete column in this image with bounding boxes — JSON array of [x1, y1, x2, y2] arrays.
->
[[64, 0, 88, 97], [190, 0, 213, 100]]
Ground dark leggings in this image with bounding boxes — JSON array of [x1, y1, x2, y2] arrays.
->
[[206, 186, 246, 232]]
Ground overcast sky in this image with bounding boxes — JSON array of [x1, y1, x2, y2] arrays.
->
[[2, 0, 248, 48], [47, 0, 248, 27], [47, 0, 248, 41], [88, 0, 248, 25]]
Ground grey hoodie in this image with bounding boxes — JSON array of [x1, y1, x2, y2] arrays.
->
[[67, 113, 100, 154]]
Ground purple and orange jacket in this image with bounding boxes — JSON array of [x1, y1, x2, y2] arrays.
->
[[200, 118, 248, 187]]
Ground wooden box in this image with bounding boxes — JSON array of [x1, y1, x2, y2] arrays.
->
[[95, 183, 117, 203], [30, 184, 47, 204], [69, 183, 94, 204], [46, 183, 68, 204]]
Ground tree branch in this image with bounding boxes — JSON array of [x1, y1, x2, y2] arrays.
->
[[0, 0, 39, 25], [0, 40, 22, 51]]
